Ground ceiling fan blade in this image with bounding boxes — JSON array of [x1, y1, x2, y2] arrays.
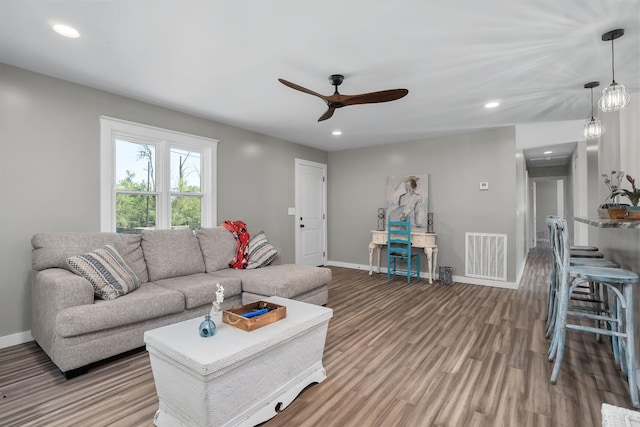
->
[[278, 78, 328, 102], [342, 89, 409, 106], [318, 107, 336, 122]]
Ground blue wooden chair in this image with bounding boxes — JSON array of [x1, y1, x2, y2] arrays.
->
[[387, 218, 420, 283], [547, 217, 640, 408]]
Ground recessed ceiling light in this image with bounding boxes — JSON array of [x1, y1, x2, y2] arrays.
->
[[484, 101, 500, 109], [332, 130, 342, 136], [53, 24, 80, 38], [544, 150, 553, 154]]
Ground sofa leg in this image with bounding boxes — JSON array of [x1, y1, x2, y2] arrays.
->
[[59, 346, 146, 379], [62, 366, 88, 379]]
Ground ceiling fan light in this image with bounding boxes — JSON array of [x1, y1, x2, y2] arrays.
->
[[598, 83, 630, 112], [584, 117, 603, 139]]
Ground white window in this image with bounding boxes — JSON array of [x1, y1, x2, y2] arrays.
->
[[100, 116, 217, 233]]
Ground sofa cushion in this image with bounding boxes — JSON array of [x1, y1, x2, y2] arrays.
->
[[66, 245, 140, 300], [246, 230, 279, 269], [154, 273, 242, 310], [196, 227, 237, 272], [209, 264, 332, 299], [31, 232, 148, 283], [142, 229, 205, 281], [55, 282, 185, 337]]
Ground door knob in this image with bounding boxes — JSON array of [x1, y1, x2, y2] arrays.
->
[[300, 224, 305, 228]]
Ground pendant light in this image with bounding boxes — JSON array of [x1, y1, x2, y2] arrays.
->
[[598, 29, 630, 112], [584, 82, 603, 138]]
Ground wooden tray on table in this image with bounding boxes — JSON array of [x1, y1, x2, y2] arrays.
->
[[222, 301, 286, 332]]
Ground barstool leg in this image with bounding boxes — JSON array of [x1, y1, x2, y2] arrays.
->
[[550, 283, 569, 383], [546, 266, 557, 335], [546, 287, 558, 339], [624, 284, 639, 408], [590, 281, 602, 342], [608, 287, 621, 367]]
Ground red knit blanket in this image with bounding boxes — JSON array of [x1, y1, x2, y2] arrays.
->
[[221, 220, 250, 269]]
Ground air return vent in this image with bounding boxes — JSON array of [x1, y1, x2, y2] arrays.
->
[[465, 232, 507, 281]]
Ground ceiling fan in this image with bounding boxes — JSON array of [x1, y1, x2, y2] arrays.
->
[[278, 74, 408, 122]]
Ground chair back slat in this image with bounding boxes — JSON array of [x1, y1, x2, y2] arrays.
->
[[387, 218, 420, 283]]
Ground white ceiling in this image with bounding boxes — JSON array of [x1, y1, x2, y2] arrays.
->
[[524, 142, 577, 169], [1, 1, 638, 153]]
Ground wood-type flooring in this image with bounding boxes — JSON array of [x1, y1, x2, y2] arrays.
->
[[0, 247, 636, 426]]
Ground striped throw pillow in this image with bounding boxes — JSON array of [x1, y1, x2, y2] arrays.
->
[[66, 244, 140, 300], [246, 231, 278, 269]]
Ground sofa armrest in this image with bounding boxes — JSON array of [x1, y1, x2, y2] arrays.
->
[[31, 268, 94, 353]]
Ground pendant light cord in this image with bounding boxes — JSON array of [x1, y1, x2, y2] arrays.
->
[[610, 38, 616, 84], [590, 87, 595, 120]]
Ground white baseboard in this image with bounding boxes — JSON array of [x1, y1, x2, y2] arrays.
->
[[0, 330, 33, 349], [452, 275, 518, 289], [326, 261, 370, 271], [326, 261, 518, 289]]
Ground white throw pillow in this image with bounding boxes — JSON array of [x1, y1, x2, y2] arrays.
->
[[246, 231, 278, 269]]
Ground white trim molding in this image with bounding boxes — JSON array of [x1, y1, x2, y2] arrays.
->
[[0, 330, 33, 349]]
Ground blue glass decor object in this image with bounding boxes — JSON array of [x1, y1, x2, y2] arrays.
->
[[199, 315, 216, 337]]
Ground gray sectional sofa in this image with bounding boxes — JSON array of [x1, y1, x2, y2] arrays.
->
[[30, 227, 331, 377]]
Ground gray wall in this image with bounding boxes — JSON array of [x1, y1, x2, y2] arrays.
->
[[564, 152, 575, 240], [528, 165, 567, 178], [586, 136, 601, 246], [0, 64, 327, 338], [535, 180, 558, 241], [327, 127, 518, 282]]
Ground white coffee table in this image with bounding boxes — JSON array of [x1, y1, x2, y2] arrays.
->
[[144, 296, 333, 427]]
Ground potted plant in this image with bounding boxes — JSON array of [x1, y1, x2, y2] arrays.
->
[[616, 174, 640, 219], [600, 171, 629, 219]]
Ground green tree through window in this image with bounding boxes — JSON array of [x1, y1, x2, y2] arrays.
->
[[115, 142, 202, 233], [101, 116, 217, 233]]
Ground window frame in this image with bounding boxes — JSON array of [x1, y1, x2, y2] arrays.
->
[[100, 116, 218, 232]]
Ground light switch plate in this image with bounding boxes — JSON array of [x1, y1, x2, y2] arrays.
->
[[479, 182, 489, 190], [288, 207, 296, 215]]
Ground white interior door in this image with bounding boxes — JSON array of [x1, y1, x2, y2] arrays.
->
[[295, 159, 327, 266]]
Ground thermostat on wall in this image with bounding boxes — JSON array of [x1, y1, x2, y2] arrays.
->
[[479, 182, 489, 190]]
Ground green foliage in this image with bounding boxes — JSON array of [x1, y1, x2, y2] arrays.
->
[[616, 175, 640, 207], [171, 196, 201, 229], [116, 173, 201, 233]]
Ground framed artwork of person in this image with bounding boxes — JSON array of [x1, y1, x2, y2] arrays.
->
[[386, 174, 429, 229]]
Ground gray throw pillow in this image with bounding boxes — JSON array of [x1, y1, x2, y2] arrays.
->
[[246, 231, 279, 269], [66, 244, 140, 300]]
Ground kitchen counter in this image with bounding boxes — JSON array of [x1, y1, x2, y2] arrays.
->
[[575, 217, 640, 229]]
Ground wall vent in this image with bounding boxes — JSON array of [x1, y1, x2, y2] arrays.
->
[[465, 232, 507, 281]]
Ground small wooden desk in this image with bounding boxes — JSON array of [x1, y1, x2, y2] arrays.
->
[[369, 230, 438, 283]]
